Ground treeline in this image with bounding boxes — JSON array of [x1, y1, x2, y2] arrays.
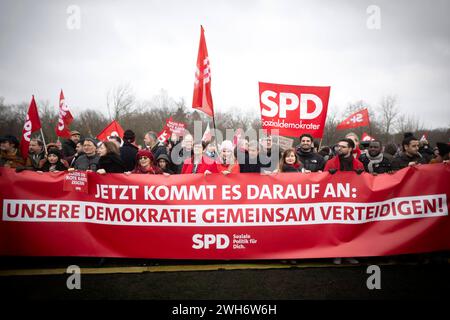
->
[[0, 87, 448, 148]]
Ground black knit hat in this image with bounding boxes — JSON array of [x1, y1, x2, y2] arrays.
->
[[47, 148, 62, 160], [123, 129, 136, 142]]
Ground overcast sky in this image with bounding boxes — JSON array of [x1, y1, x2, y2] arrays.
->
[[0, 0, 449, 128]]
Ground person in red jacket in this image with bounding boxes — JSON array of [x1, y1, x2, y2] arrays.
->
[[181, 140, 218, 174], [324, 138, 364, 172], [215, 140, 240, 175]]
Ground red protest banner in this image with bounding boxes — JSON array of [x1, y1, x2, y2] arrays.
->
[[259, 82, 330, 138], [1, 164, 449, 259], [63, 171, 88, 193], [165, 117, 186, 135]]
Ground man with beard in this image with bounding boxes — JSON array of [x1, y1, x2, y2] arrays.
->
[[324, 138, 364, 172], [295, 134, 325, 172], [359, 140, 392, 174], [391, 133, 427, 171]]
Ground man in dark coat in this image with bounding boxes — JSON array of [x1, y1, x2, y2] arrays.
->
[[62, 130, 81, 158], [392, 134, 427, 171], [120, 129, 139, 172], [359, 140, 392, 174]]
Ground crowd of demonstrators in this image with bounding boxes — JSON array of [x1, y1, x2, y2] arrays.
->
[[2, 128, 449, 178]]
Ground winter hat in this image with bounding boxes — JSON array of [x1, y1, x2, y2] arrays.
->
[[123, 129, 136, 142], [47, 148, 62, 160]]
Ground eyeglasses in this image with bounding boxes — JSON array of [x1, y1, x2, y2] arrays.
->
[[139, 156, 149, 160]]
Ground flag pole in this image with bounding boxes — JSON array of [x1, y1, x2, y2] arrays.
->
[[40, 128, 48, 154]]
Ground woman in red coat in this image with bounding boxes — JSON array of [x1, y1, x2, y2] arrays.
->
[[181, 140, 218, 174]]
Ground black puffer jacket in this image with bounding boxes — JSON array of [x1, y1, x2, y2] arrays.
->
[[391, 152, 427, 171], [295, 147, 325, 172]]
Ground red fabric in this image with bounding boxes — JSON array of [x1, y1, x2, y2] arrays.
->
[[55, 90, 74, 138], [259, 82, 330, 138], [353, 147, 362, 159], [192, 26, 214, 117], [1, 164, 449, 259], [21, 95, 42, 159], [336, 108, 370, 130], [96, 120, 124, 141], [216, 162, 240, 174], [181, 155, 218, 174], [324, 155, 364, 171]]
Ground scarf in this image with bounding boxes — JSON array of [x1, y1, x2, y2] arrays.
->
[[366, 153, 384, 173]]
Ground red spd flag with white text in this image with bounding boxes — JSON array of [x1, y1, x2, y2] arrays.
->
[[336, 108, 370, 130], [21, 95, 42, 159], [96, 120, 124, 142], [55, 90, 74, 138], [259, 82, 330, 138], [192, 26, 214, 117], [362, 132, 375, 142]]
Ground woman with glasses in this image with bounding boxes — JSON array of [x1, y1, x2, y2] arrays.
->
[[126, 149, 162, 175]]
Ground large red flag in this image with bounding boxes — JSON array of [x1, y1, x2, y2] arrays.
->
[[192, 26, 214, 117], [336, 108, 370, 130], [21, 95, 42, 159], [96, 120, 124, 141], [55, 90, 74, 138]]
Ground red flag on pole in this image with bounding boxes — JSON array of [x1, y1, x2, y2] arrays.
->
[[55, 90, 74, 138], [336, 108, 370, 130], [157, 126, 171, 144], [192, 26, 214, 117], [361, 132, 375, 142], [96, 120, 124, 141], [21, 95, 42, 159]]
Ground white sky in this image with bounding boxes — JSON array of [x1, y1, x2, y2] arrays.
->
[[0, 0, 449, 128]]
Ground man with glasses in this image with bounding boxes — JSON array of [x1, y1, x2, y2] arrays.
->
[[324, 138, 364, 172]]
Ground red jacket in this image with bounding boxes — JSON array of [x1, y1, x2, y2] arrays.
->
[[181, 155, 218, 174], [216, 162, 240, 174], [324, 155, 364, 172]]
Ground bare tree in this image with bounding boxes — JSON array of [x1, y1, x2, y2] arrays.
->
[[396, 114, 424, 133], [106, 83, 136, 121], [378, 95, 399, 135]]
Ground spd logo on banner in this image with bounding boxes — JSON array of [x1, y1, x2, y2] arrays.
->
[[259, 82, 330, 138]]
